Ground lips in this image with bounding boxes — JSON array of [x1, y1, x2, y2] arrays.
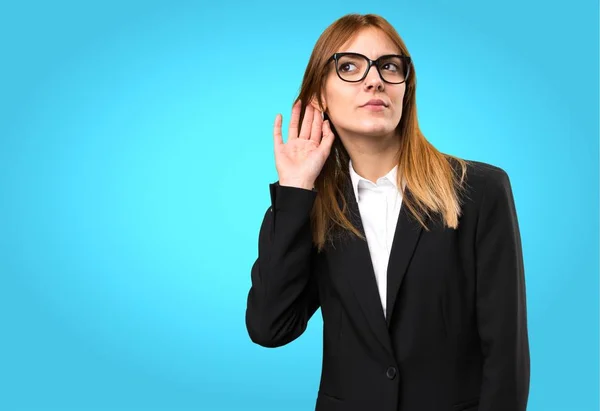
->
[[363, 99, 387, 107]]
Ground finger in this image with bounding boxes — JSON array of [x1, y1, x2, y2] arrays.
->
[[319, 120, 335, 152], [288, 100, 301, 140], [310, 106, 323, 144], [273, 113, 283, 148], [298, 103, 314, 140]]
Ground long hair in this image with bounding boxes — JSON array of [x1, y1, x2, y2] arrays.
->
[[295, 13, 468, 252]]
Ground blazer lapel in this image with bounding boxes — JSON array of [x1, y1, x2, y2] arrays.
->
[[385, 187, 425, 326], [328, 175, 393, 357], [333, 172, 426, 353]]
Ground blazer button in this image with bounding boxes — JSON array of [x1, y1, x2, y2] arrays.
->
[[386, 366, 397, 380]]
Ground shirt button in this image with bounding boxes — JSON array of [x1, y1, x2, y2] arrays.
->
[[386, 366, 397, 380]]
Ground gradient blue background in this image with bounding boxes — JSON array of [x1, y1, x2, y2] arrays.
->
[[1, 1, 598, 410]]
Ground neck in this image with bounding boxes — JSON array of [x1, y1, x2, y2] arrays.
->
[[340, 131, 401, 183]]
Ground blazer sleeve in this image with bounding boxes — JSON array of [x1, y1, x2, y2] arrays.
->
[[245, 181, 321, 348], [475, 168, 531, 411]]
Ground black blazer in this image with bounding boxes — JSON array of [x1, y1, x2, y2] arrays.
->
[[245, 159, 530, 411]]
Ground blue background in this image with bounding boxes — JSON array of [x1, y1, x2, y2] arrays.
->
[[1, 1, 598, 410]]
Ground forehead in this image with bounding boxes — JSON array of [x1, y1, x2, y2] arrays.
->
[[338, 28, 400, 59]]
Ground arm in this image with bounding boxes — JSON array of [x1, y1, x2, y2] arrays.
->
[[245, 182, 321, 348], [475, 168, 530, 410]]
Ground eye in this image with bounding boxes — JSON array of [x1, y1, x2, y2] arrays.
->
[[339, 62, 357, 73], [382, 63, 399, 72]]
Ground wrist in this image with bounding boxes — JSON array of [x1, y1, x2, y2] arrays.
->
[[279, 180, 315, 190]]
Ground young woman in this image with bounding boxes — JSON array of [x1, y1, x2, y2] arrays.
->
[[245, 13, 530, 411]]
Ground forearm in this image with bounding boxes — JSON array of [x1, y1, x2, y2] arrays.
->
[[245, 182, 320, 347]]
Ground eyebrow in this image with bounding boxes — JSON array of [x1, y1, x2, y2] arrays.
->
[[340, 51, 400, 57]]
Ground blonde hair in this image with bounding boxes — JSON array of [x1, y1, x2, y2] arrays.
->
[[295, 13, 468, 252]]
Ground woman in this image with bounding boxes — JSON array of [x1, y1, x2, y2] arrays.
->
[[245, 13, 530, 411]]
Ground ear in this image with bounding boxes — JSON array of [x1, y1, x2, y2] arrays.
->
[[310, 94, 327, 115]]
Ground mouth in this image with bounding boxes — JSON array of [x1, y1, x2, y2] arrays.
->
[[361, 104, 387, 111], [362, 99, 388, 108]]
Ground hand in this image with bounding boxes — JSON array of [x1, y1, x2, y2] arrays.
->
[[273, 100, 335, 190]]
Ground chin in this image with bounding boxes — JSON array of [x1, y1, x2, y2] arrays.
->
[[355, 121, 395, 136]]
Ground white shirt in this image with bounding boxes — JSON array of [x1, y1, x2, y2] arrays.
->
[[349, 159, 406, 318]]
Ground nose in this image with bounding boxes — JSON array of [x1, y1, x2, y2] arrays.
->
[[363, 64, 384, 91]]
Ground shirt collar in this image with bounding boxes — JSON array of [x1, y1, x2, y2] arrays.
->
[[349, 159, 402, 203]]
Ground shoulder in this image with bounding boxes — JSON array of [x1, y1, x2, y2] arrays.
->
[[446, 156, 513, 200], [468, 158, 511, 188], [442, 156, 518, 226]]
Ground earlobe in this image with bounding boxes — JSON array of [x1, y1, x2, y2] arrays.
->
[[319, 107, 325, 120], [310, 96, 327, 115], [320, 95, 327, 113], [310, 96, 321, 110]]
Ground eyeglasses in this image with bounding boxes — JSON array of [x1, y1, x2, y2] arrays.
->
[[327, 52, 412, 84]]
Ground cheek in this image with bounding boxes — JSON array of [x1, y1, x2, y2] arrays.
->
[[393, 87, 406, 107], [323, 79, 356, 108], [326, 92, 355, 119], [393, 99, 404, 113], [328, 87, 351, 105]]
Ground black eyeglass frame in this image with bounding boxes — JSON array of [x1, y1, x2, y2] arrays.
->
[[327, 52, 412, 85]]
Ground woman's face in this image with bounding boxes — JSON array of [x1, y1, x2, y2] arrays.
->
[[320, 28, 406, 139]]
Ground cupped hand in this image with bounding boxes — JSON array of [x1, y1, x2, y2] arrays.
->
[[273, 100, 335, 190]]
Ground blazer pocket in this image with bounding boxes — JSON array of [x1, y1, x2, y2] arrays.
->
[[316, 392, 344, 411], [452, 398, 479, 411], [318, 391, 344, 402]]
